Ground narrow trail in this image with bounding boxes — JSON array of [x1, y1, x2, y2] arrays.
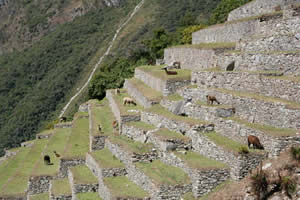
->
[[59, 0, 145, 118]]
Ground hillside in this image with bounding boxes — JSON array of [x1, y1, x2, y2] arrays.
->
[[0, 0, 299, 199], [0, 0, 220, 155]]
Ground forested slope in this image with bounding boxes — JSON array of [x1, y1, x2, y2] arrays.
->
[[0, 0, 221, 155]]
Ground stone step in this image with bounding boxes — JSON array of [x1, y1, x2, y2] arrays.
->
[[232, 51, 300, 75], [124, 78, 163, 108], [28, 193, 49, 200], [141, 105, 265, 180], [88, 99, 117, 152], [192, 71, 300, 103], [36, 130, 54, 140], [76, 192, 102, 200], [227, 0, 299, 21], [0, 138, 49, 198], [134, 65, 191, 96], [178, 87, 300, 129], [68, 165, 98, 195], [192, 11, 283, 44], [163, 43, 235, 71], [50, 178, 72, 200], [59, 112, 90, 178], [86, 148, 127, 180], [29, 127, 72, 195], [105, 136, 191, 199], [100, 176, 150, 200], [106, 89, 142, 130]]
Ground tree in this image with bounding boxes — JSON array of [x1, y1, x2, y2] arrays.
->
[[181, 24, 207, 44]]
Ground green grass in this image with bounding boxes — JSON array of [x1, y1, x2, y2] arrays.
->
[[36, 129, 54, 137], [196, 100, 233, 109], [90, 98, 116, 136], [187, 84, 198, 89], [32, 128, 72, 176], [90, 148, 125, 169], [172, 42, 236, 50], [103, 176, 149, 198], [70, 165, 98, 184], [165, 93, 183, 101], [137, 65, 191, 81], [0, 147, 30, 190], [128, 78, 163, 102], [0, 139, 49, 195], [136, 160, 190, 185], [203, 132, 252, 154], [264, 75, 300, 83], [30, 193, 49, 200], [77, 192, 102, 200], [108, 135, 154, 154], [63, 113, 90, 159], [228, 117, 299, 137], [174, 151, 228, 169], [111, 89, 144, 116], [146, 104, 209, 125], [215, 88, 300, 110], [51, 178, 71, 196], [153, 128, 190, 143], [125, 121, 156, 131]]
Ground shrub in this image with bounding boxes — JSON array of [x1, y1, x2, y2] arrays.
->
[[281, 176, 296, 197], [238, 146, 249, 154], [180, 25, 207, 44], [291, 146, 300, 161], [251, 165, 268, 199]]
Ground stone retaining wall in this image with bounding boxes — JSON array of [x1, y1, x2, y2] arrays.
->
[[178, 87, 300, 129], [58, 158, 85, 178], [68, 169, 98, 198], [36, 132, 53, 139], [121, 123, 152, 143], [228, 0, 300, 21], [134, 68, 190, 96], [192, 71, 300, 103], [54, 122, 72, 129], [124, 80, 159, 108], [162, 152, 230, 197], [28, 176, 52, 195], [106, 90, 140, 131], [164, 47, 233, 71], [0, 195, 26, 200], [86, 153, 127, 180], [192, 19, 260, 44]]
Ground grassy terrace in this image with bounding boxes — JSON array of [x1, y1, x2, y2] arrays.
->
[[90, 148, 125, 169], [228, 116, 299, 137], [196, 100, 233, 109], [125, 121, 156, 131], [128, 78, 163, 102], [32, 128, 72, 176], [36, 129, 54, 138], [137, 65, 191, 81], [202, 132, 258, 154], [136, 160, 190, 185], [215, 88, 300, 110], [146, 104, 209, 126], [153, 128, 190, 143], [70, 165, 98, 184], [30, 193, 49, 200], [51, 178, 71, 196], [0, 147, 30, 190], [175, 151, 227, 170], [90, 99, 116, 136], [111, 89, 144, 116], [63, 112, 89, 159], [77, 192, 102, 200], [103, 176, 149, 198], [108, 135, 154, 154], [0, 139, 49, 196], [171, 42, 236, 50], [165, 93, 183, 101]]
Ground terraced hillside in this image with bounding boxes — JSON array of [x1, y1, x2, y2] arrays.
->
[[0, 1, 300, 199]]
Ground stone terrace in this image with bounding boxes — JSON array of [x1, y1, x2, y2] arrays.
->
[[1, 1, 300, 199]]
